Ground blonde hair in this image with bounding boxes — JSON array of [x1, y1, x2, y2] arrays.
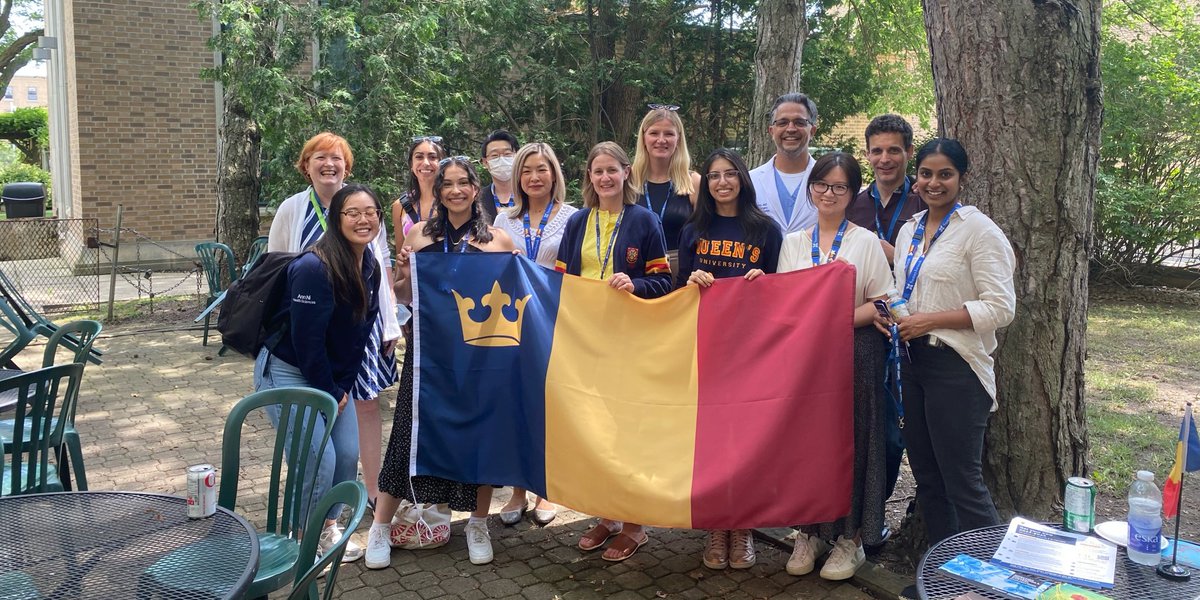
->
[[630, 109, 696, 197], [509, 142, 566, 218], [582, 142, 638, 209], [295, 132, 354, 181]]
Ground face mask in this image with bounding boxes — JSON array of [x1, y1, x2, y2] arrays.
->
[[488, 155, 515, 182]]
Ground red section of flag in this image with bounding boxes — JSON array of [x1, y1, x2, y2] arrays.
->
[[690, 262, 856, 529], [1165, 440, 1184, 520]]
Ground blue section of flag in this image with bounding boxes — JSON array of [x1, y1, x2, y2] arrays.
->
[[1181, 407, 1200, 472], [411, 253, 561, 495]]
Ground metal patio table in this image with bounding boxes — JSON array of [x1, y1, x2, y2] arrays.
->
[[0, 491, 258, 599]]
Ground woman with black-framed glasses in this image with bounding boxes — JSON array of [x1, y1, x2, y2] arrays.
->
[[630, 104, 702, 271], [778, 151, 892, 581]]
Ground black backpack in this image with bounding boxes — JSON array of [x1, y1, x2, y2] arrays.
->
[[217, 251, 301, 357]]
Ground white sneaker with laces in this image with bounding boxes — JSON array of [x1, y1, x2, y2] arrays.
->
[[785, 532, 831, 576], [464, 520, 494, 565], [318, 523, 364, 563], [364, 523, 392, 569], [819, 536, 865, 580]]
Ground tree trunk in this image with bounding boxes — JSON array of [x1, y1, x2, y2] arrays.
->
[[749, 0, 805, 167], [606, 0, 645, 147], [923, 0, 1102, 516], [215, 90, 262, 263]]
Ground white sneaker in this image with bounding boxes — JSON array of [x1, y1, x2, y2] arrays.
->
[[364, 523, 392, 569], [464, 520, 494, 565], [318, 523, 363, 563], [785, 532, 831, 576], [819, 536, 865, 580]]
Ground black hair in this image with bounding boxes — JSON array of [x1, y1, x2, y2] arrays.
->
[[769, 92, 819, 125], [312, 183, 381, 321], [401, 137, 445, 218], [480, 130, 520, 157], [689, 148, 779, 248], [806, 152, 863, 206], [422, 157, 495, 245], [864, 114, 914, 149], [915, 138, 969, 175]]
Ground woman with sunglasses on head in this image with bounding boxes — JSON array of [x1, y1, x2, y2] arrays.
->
[[392, 135, 445, 248], [366, 157, 516, 571], [676, 148, 782, 570], [778, 152, 892, 581], [873, 139, 1014, 546], [491, 142, 577, 526], [267, 133, 400, 551], [630, 104, 703, 270], [555, 141, 672, 563], [257, 183, 385, 565]]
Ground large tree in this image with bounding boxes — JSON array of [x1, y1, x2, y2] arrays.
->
[[0, 0, 42, 96], [922, 0, 1102, 514], [748, 0, 805, 166]]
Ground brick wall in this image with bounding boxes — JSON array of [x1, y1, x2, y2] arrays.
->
[[69, 0, 218, 261]]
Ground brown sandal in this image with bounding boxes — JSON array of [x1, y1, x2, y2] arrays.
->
[[578, 522, 621, 551], [602, 531, 649, 562]]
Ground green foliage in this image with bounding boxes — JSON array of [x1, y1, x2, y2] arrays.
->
[[1095, 0, 1200, 267], [0, 162, 52, 208], [0, 108, 48, 164]]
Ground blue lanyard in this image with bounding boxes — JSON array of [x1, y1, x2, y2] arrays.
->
[[491, 184, 514, 212], [409, 195, 436, 223], [811, 219, 849, 266], [870, 178, 910, 242], [593, 207, 625, 279], [901, 204, 961, 301], [523, 200, 555, 259], [642, 182, 674, 220], [772, 166, 803, 218]]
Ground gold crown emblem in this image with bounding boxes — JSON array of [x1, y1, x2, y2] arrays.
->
[[452, 281, 530, 347]]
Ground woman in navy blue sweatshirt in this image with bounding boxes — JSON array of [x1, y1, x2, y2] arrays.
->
[[253, 183, 383, 563]]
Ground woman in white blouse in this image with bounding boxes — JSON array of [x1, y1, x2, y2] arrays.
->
[[491, 142, 577, 526], [875, 138, 1015, 546], [778, 152, 892, 581]]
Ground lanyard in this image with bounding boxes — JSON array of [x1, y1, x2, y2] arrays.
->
[[772, 166, 803, 219], [593, 207, 625, 279], [811, 219, 849, 266], [409, 195, 436, 224], [523, 200, 555, 259], [642, 182, 674, 220], [870, 178, 910, 242], [443, 229, 472, 253], [901, 204, 961, 301], [308, 189, 328, 232], [491, 184, 514, 212]]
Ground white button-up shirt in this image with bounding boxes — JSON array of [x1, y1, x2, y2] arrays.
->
[[893, 205, 1016, 408]]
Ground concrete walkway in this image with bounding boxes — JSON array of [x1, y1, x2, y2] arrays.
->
[[44, 323, 885, 599]]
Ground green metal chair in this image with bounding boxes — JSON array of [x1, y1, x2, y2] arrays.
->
[[195, 242, 238, 350], [243, 235, 270, 278], [287, 481, 367, 600], [0, 319, 102, 491], [0, 296, 38, 370], [0, 268, 103, 366], [219, 386, 339, 598], [0, 363, 83, 496]]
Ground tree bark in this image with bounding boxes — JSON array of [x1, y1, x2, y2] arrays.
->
[[215, 90, 261, 263], [749, 0, 805, 167], [922, 0, 1102, 516], [605, 0, 645, 147]]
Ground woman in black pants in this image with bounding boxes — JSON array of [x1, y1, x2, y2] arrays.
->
[[875, 138, 1015, 544]]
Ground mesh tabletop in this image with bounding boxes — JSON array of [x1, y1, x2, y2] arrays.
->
[[0, 491, 258, 600], [918, 524, 1200, 599]]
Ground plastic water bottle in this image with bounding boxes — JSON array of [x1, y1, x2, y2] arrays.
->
[[1127, 470, 1163, 566], [887, 288, 911, 318]]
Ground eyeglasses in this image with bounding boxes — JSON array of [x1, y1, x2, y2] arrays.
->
[[412, 135, 443, 144], [341, 208, 381, 220], [809, 181, 851, 195], [439, 155, 472, 166], [771, 118, 811, 129], [647, 103, 680, 111], [705, 170, 740, 182]]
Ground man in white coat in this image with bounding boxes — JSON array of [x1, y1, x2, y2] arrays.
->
[[749, 93, 819, 234]]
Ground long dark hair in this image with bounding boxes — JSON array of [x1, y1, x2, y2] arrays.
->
[[401, 137, 445, 220], [422, 157, 494, 245], [689, 148, 778, 247], [312, 183, 381, 322]]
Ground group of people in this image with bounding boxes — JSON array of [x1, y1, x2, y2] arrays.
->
[[252, 92, 1017, 581]]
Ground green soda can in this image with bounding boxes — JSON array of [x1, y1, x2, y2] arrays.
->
[[1063, 476, 1096, 533]]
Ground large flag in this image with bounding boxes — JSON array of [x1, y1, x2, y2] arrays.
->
[[1164, 404, 1200, 519], [410, 253, 854, 529]]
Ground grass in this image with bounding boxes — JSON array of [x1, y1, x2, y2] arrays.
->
[[65, 295, 204, 324]]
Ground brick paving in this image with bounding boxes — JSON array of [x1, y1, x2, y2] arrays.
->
[[58, 323, 877, 599]]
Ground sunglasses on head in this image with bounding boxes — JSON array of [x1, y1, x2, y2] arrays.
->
[[412, 135, 444, 144], [438, 155, 472, 166], [647, 103, 680, 112]]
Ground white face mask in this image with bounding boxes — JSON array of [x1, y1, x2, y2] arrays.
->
[[487, 155, 515, 182]]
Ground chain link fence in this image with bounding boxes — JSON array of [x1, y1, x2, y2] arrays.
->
[[0, 218, 100, 314]]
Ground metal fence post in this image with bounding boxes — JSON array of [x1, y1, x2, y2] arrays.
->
[[106, 205, 123, 321]]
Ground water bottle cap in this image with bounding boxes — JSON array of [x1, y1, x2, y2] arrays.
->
[[1136, 470, 1155, 481], [887, 288, 901, 300]]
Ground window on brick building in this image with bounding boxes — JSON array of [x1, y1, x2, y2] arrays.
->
[[26, 87, 37, 101]]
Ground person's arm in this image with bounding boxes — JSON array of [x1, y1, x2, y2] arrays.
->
[[628, 220, 673, 298], [267, 195, 298, 252], [286, 259, 343, 402], [394, 230, 432, 306], [688, 171, 702, 208], [776, 231, 802, 273]]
